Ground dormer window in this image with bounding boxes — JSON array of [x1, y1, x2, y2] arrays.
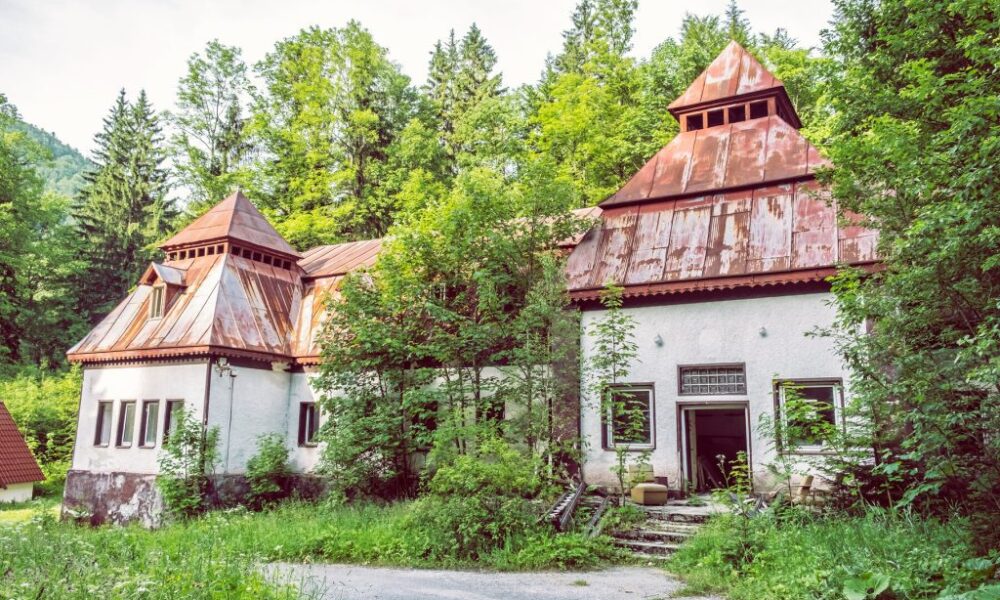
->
[[150, 285, 165, 319]]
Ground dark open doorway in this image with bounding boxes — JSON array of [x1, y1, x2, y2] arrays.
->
[[682, 406, 749, 492]]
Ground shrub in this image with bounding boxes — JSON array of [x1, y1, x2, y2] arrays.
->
[[157, 410, 219, 520], [245, 433, 290, 509]]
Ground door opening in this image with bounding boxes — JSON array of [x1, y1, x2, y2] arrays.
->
[[681, 406, 749, 492]]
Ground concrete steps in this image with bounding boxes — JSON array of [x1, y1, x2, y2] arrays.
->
[[609, 497, 720, 560]]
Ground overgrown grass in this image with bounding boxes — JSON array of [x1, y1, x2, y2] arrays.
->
[[0, 497, 59, 524], [0, 499, 624, 599], [668, 508, 998, 599]]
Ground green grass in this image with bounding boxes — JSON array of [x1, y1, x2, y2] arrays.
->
[[0, 497, 60, 524], [0, 500, 625, 599], [667, 508, 996, 600]]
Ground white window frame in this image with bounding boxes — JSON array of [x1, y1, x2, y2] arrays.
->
[[299, 402, 319, 447], [776, 380, 844, 453], [116, 400, 136, 448], [139, 400, 159, 448], [603, 384, 656, 450], [94, 400, 113, 447]]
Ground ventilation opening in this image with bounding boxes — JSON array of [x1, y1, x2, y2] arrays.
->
[[206, 246, 215, 256], [707, 109, 725, 127], [686, 114, 704, 131], [263, 255, 273, 265], [728, 105, 746, 123], [749, 100, 769, 119]]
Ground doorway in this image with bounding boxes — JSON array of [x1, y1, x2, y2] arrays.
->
[[680, 404, 750, 492]]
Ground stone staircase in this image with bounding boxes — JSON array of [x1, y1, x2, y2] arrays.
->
[[610, 498, 720, 562]]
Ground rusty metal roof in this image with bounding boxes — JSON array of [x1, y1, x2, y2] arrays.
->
[[567, 41, 878, 300], [567, 181, 878, 299], [669, 41, 783, 112], [68, 253, 303, 363], [603, 116, 827, 208], [161, 191, 300, 258], [298, 239, 382, 278], [0, 401, 44, 487]]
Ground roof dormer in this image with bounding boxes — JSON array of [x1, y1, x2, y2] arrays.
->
[[668, 41, 802, 132]]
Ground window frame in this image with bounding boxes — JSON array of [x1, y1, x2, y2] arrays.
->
[[677, 363, 747, 396], [163, 399, 184, 444], [774, 379, 845, 454], [138, 400, 159, 448], [94, 400, 113, 447], [298, 402, 319, 447], [601, 384, 656, 451], [150, 284, 166, 319], [116, 400, 137, 448]]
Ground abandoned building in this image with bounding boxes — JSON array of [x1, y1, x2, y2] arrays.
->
[[64, 41, 877, 523]]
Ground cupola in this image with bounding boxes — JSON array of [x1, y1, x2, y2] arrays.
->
[[668, 41, 802, 132]]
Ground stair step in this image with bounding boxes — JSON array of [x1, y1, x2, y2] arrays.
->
[[630, 551, 670, 563], [614, 538, 682, 555], [616, 528, 694, 543]]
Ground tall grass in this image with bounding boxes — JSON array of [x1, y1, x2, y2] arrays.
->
[[668, 507, 991, 600]]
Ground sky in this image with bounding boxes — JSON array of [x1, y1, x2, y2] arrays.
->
[[0, 0, 834, 155]]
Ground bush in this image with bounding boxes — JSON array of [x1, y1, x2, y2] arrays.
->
[[669, 508, 991, 600], [157, 410, 219, 520], [245, 434, 291, 509]]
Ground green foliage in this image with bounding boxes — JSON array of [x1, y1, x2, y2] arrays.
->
[[167, 39, 252, 215], [157, 409, 220, 520], [0, 367, 81, 495], [11, 120, 91, 196], [245, 433, 291, 509], [73, 89, 175, 320], [0, 507, 305, 599], [599, 503, 645, 534], [818, 0, 1000, 545], [669, 508, 992, 600]]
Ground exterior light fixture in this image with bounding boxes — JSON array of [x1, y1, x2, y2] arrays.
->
[[654, 334, 664, 347], [759, 327, 768, 337]]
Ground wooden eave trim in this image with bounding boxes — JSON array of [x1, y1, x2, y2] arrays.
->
[[568, 262, 881, 303], [67, 345, 292, 366]]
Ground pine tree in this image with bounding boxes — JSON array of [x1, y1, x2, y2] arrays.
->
[[74, 89, 173, 320]]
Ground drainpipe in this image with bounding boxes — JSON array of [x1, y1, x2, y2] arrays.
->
[[223, 369, 237, 473]]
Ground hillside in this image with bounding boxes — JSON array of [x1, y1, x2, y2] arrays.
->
[[13, 120, 91, 196]]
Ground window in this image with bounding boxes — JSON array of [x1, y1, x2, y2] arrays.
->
[[728, 105, 747, 123], [777, 381, 842, 450], [139, 400, 159, 447], [707, 108, 725, 127], [601, 386, 654, 449], [679, 365, 746, 395], [749, 100, 769, 119], [94, 401, 113, 446], [686, 113, 704, 131], [116, 401, 136, 447], [298, 403, 319, 446], [150, 285, 165, 319], [163, 399, 184, 443]]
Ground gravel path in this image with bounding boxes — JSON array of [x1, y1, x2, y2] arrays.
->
[[266, 563, 721, 600]]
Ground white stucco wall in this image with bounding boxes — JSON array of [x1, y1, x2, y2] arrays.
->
[[72, 361, 211, 474], [579, 291, 850, 490], [0, 482, 33, 503], [288, 370, 322, 473], [208, 363, 292, 474]]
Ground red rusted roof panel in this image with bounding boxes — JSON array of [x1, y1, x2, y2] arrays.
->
[[298, 239, 382, 278], [161, 191, 299, 257], [668, 41, 784, 111], [0, 402, 44, 487], [603, 117, 823, 208]]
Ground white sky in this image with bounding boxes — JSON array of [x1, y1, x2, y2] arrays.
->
[[0, 0, 833, 155]]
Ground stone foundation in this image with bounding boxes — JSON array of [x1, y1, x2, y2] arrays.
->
[[63, 470, 327, 527]]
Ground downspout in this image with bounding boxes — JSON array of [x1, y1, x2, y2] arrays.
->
[[202, 357, 213, 427], [223, 369, 237, 472]]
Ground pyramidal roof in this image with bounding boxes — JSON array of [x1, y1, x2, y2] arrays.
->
[[161, 191, 300, 258], [668, 40, 785, 113]]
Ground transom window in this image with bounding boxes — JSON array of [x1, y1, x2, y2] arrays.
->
[[601, 385, 655, 450], [679, 365, 746, 395]]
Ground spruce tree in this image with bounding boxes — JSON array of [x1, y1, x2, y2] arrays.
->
[[74, 89, 173, 321]]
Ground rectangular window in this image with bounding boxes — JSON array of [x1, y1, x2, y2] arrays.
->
[[679, 365, 746, 395], [163, 399, 184, 443], [777, 381, 842, 450], [749, 100, 769, 119], [139, 400, 159, 447], [728, 105, 746, 123], [150, 285, 165, 319], [94, 401, 113, 446], [116, 401, 136, 447], [298, 403, 319, 446], [601, 386, 654, 449], [707, 108, 725, 127], [686, 113, 704, 131]]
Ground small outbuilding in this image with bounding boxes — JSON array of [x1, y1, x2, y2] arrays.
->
[[0, 401, 45, 503]]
